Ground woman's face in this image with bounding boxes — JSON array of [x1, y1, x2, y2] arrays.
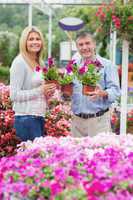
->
[[26, 31, 42, 54]]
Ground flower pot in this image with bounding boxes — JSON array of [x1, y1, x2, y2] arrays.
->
[[61, 84, 73, 97], [82, 85, 96, 95], [45, 80, 60, 89]]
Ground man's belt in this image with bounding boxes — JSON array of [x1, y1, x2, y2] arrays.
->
[[75, 108, 109, 119]]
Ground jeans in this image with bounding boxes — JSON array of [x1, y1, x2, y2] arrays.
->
[[14, 115, 45, 141]]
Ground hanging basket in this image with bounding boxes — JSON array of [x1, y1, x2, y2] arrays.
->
[[82, 85, 96, 95], [61, 83, 73, 97]]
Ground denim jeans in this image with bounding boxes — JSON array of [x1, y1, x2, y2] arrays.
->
[[14, 115, 45, 141]]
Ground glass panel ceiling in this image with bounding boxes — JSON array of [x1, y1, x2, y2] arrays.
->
[[0, 0, 111, 4], [45, 0, 111, 4]]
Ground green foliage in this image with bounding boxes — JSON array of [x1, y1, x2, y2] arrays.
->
[[0, 31, 18, 66], [99, 37, 108, 57], [44, 67, 59, 81], [0, 5, 28, 32], [59, 74, 74, 85], [0, 4, 100, 61], [79, 64, 101, 86], [0, 66, 10, 84]]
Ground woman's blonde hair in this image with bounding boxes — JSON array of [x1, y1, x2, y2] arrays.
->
[[19, 26, 45, 68]]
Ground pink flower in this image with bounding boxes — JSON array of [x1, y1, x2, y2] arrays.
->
[[112, 15, 121, 29], [78, 65, 88, 74], [50, 180, 62, 196], [42, 67, 48, 74], [35, 65, 41, 72]]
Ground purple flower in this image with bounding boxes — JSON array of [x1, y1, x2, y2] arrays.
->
[[48, 57, 54, 67], [68, 59, 76, 65], [35, 65, 41, 72], [84, 59, 103, 69], [66, 64, 73, 74], [94, 59, 103, 68]]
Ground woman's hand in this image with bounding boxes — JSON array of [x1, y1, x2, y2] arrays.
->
[[41, 82, 56, 98]]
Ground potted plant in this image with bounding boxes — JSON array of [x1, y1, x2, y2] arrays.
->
[[35, 57, 60, 88], [59, 60, 77, 97], [43, 57, 60, 88], [77, 59, 102, 95], [60, 74, 73, 97]]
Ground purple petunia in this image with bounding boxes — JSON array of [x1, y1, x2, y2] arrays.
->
[[78, 65, 88, 74], [66, 64, 73, 74], [48, 57, 54, 67], [35, 65, 41, 72]]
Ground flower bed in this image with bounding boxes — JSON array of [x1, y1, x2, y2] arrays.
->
[[0, 133, 133, 199], [0, 83, 12, 110], [45, 102, 72, 137], [0, 83, 20, 157]]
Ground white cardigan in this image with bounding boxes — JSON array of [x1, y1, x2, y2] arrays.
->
[[10, 54, 46, 116]]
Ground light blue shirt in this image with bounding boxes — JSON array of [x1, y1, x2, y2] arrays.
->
[[72, 55, 120, 114]]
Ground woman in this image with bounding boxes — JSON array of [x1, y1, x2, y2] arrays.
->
[[10, 26, 56, 141]]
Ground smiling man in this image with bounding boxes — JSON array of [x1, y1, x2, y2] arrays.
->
[[71, 31, 120, 137]]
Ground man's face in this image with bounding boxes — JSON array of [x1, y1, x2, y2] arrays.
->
[[76, 35, 96, 60]]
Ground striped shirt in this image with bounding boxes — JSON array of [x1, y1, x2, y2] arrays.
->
[[10, 54, 46, 117]]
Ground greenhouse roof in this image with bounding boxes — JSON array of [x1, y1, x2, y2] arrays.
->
[[0, 0, 111, 5]]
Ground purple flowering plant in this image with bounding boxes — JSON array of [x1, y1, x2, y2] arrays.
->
[[59, 60, 77, 85], [35, 57, 59, 81], [78, 59, 103, 86]]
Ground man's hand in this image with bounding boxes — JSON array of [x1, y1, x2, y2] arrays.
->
[[88, 86, 108, 100]]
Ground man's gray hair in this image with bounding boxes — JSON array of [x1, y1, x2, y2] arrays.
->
[[76, 31, 96, 43]]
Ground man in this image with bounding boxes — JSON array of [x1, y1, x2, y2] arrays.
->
[[71, 31, 120, 137]]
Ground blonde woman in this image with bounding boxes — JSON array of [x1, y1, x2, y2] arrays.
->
[[10, 26, 56, 141]]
